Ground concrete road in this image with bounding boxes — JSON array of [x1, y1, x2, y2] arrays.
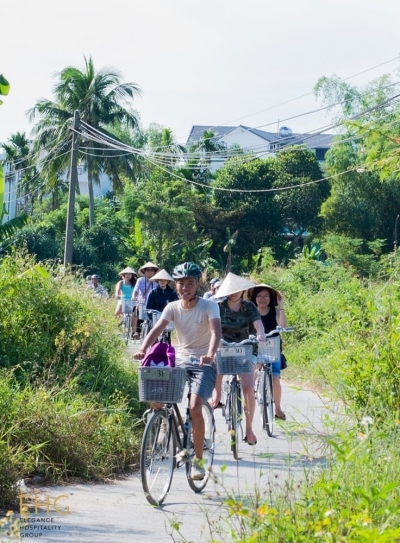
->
[[16, 379, 334, 543]]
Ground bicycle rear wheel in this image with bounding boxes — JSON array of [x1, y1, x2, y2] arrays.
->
[[186, 402, 215, 492], [229, 383, 240, 460], [262, 368, 274, 437], [139, 320, 149, 342], [140, 410, 174, 506]]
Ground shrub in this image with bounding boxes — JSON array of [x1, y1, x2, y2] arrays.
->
[[0, 252, 144, 505]]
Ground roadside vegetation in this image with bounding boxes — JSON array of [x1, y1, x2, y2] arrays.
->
[[184, 254, 400, 542], [0, 252, 144, 509]]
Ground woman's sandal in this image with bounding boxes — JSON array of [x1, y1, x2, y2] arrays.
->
[[275, 413, 287, 421], [243, 435, 257, 446]]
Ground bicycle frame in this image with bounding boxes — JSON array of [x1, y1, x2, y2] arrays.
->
[[140, 390, 215, 506]]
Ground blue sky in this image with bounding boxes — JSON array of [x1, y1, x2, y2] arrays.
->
[[1, 0, 399, 144]]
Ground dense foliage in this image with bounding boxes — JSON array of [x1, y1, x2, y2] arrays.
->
[[0, 253, 143, 507]]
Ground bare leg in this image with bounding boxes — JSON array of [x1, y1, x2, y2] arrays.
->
[[211, 374, 223, 408], [241, 366, 257, 444], [115, 301, 122, 320], [273, 376, 285, 419], [190, 393, 205, 460], [131, 315, 138, 336]]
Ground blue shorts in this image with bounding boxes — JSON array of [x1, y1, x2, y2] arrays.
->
[[271, 357, 282, 377], [258, 356, 281, 377], [181, 359, 216, 401]]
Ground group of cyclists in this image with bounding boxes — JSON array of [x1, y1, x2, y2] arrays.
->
[[130, 260, 288, 481]]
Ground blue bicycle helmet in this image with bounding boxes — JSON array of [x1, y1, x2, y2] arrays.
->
[[172, 262, 202, 279]]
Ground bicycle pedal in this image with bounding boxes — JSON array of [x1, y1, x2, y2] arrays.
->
[[175, 449, 189, 463]]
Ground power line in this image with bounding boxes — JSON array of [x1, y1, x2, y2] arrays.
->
[[182, 55, 400, 143], [77, 91, 400, 176]]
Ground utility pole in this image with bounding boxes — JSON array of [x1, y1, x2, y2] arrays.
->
[[64, 110, 80, 267]]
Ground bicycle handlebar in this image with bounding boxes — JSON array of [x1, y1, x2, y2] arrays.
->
[[219, 327, 294, 347]]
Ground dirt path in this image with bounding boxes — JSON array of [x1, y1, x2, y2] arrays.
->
[[16, 380, 333, 542]]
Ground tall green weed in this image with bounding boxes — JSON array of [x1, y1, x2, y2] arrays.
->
[[0, 251, 144, 506]]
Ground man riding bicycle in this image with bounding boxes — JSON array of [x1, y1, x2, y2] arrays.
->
[[134, 262, 221, 480]]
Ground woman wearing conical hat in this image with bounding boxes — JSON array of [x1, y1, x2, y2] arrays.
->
[[248, 284, 287, 421], [211, 272, 266, 446], [132, 262, 160, 302], [146, 269, 179, 313], [114, 267, 137, 319], [131, 262, 160, 338]]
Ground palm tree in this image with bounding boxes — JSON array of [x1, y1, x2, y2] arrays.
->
[[190, 130, 226, 162], [223, 228, 239, 273], [29, 56, 141, 226]]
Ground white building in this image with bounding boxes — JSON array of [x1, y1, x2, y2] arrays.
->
[[1, 154, 111, 224], [186, 125, 333, 172]]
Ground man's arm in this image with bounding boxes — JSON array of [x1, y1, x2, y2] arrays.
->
[[200, 318, 222, 366], [132, 278, 141, 300], [133, 318, 170, 360]]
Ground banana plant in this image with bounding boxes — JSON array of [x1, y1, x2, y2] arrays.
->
[[302, 243, 322, 260]]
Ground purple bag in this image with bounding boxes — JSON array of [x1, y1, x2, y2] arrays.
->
[[141, 342, 176, 368]]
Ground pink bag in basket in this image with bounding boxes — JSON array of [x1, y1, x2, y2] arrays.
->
[[141, 342, 176, 368]]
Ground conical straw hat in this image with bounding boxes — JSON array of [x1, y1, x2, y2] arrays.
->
[[138, 261, 160, 274], [246, 283, 279, 301], [150, 269, 174, 282], [215, 273, 256, 298], [119, 266, 138, 276]]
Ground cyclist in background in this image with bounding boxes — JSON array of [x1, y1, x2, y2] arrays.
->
[[248, 284, 287, 421], [211, 273, 266, 446], [134, 262, 221, 480], [87, 274, 108, 298], [132, 262, 159, 302], [203, 277, 221, 300], [132, 262, 159, 337], [146, 269, 179, 312], [115, 267, 137, 319]]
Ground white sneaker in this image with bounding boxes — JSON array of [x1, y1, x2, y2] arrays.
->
[[190, 460, 205, 480]]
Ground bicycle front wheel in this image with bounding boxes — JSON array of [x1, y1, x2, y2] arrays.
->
[[140, 410, 174, 506], [186, 402, 215, 493], [140, 321, 150, 343], [262, 368, 274, 437], [124, 314, 132, 344]]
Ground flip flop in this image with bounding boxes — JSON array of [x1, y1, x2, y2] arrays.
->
[[275, 413, 287, 421], [243, 435, 257, 446], [212, 401, 224, 409]]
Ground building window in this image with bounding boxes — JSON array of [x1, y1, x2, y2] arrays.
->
[[315, 148, 328, 161]]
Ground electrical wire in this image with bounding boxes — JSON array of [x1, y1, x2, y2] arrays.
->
[[182, 55, 400, 143], [77, 91, 400, 175]]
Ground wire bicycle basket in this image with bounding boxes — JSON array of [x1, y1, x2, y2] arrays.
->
[[138, 366, 186, 403], [257, 336, 281, 364], [216, 345, 253, 374]]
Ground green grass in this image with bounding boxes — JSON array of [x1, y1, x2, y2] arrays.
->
[[0, 252, 145, 508]]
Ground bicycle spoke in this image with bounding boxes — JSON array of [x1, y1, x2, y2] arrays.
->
[[263, 368, 274, 436], [186, 402, 215, 493], [140, 410, 174, 506]]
